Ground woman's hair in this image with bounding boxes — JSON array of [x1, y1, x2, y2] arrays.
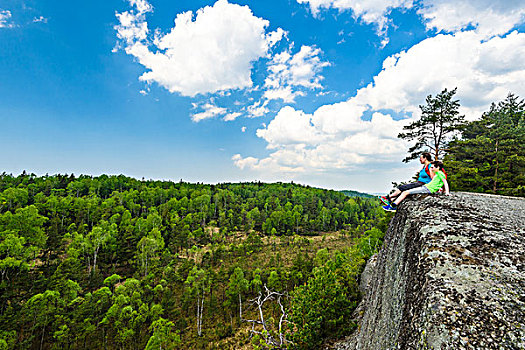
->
[[421, 152, 432, 161], [432, 160, 444, 170]]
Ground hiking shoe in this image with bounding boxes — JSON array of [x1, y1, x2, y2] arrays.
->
[[379, 195, 391, 206], [382, 204, 397, 212]]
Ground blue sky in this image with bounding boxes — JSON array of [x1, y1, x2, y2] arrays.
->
[[1, 0, 524, 192]]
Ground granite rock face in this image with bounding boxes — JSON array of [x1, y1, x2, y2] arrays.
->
[[338, 192, 525, 350]]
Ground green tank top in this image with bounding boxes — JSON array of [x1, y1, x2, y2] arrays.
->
[[425, 171, 446, 193]]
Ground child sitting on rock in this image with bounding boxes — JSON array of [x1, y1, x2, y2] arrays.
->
[[382, 161, 450, 212]]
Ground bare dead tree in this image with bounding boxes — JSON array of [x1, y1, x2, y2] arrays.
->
[[241, 285, 293, 349], [197, 283, 204, 337]]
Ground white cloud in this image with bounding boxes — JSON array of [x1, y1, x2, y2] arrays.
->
[[256, 106, 323, 148], [266, 28, 287, 47], [129, 0, 153, 14], [224, 112, 242, 121], [115, 0, 284, 97], [353, 31, 525, 119], [191, 103, 227, 122], [115, 3, 151, 43], [244, 100, 269, 118], [297, 0, 414, 41], [0, 10, 14, 28], [32, 16, 48, 23], [115, 0, 329, 121], [235, 30, 525, 174], [418, 0, 525, 38], [263, 45, 330, 103], [246, 106, 406, 171], [241, 126, 247, 132], [232, 154, 260, 170], [263, 86, 302, 103], [297, 0, 525, 42], [232, 153, 306, 173]]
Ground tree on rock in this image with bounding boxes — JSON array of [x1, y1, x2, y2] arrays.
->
[[398, 88, 465, 162]]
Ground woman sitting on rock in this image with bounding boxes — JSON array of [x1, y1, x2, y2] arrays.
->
[[379, 152, 433, 205]]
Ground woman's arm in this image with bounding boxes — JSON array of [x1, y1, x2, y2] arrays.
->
[[443, 177, 450, 195]]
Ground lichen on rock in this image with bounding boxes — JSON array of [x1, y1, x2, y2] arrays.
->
[[336, 192, 525, 350]]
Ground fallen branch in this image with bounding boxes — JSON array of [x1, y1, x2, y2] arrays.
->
[[241, 285, 293, 349]]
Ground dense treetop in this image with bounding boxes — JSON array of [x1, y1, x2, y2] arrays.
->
[[0, 173, 388, 349], [444, 93, 525, 197]]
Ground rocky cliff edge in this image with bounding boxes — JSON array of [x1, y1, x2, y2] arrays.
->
[[336, 192, 525, 350]]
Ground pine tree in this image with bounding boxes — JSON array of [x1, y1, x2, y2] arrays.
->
[[445, 93, 525, 196], [398, 88, 465, 162]]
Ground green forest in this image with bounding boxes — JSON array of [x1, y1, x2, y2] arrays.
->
[[0, 174, 389, 349], [445, 93, 525, 196]]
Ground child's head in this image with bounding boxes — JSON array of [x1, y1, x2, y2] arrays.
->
[[431, 160, 444, 171]]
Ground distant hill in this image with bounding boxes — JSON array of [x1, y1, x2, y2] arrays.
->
[[340, 190, 375, 198]]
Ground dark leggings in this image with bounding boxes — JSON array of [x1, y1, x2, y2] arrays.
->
[[390, 181, 425, 199], [398, 181, 425, 191]]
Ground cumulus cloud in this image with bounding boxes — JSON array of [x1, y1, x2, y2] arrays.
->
[[235, 105, 407, 174], [418, 0, 525, 38], [115, 0, 285, 97], [244, 100, 270, 118], [263, 45, 330, 103], [297, 0, 525, 42], [115, 0, 151, 43], [232, 153, 306, 173], [115, 0, 330, 120], [256, 106, 324, 147], [191, 103, 227, 122], [0, 10, 14, 28], [224, 112, 242, 122], [129, 0, 153, 14], [297, 0, 414, 43], [235, 30, 525, 174], [353, 31, 525, 120]]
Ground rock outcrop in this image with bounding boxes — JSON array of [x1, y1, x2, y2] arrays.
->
[[338, 192, 525, 350]]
